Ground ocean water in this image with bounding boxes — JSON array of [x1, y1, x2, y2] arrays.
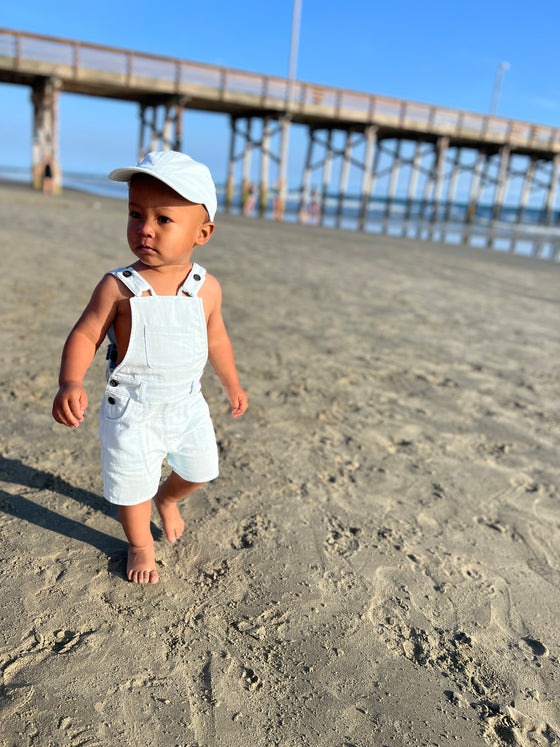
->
[[3, 166, 559, 261]]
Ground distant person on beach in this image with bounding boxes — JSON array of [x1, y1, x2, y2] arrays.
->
[[243, 182, 258, 216], [299, 186, 321, 225], [42, 158, 54, 195], [273, 179, 286, 220], [52, 150, 248, 584], [309, 187, 321, 225]]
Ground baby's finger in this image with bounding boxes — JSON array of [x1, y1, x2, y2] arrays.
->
[[65, 397, 85, 428], [54, 407, 75, 428], [78, 390, 89, 414], [231, 398, 247, 418]]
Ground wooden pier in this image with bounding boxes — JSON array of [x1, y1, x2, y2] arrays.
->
[[1, 27, 560, 254]]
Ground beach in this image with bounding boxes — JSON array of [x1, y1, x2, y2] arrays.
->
[[1, 180, 559, 746]]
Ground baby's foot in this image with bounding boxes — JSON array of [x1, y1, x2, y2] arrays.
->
[[155, 497, 185, 542], [127, 544, 159, 584]]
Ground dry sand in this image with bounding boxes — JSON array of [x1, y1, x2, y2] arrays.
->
[[0, 181, 559, 746]]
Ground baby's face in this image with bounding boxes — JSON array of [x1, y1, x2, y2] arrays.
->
[[127, 175, 214, 269]]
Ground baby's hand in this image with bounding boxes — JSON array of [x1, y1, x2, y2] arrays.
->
[[226, 384, 248, 418], [52, 382, 88, 428]]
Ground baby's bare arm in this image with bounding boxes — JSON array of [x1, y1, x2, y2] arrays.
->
[[204, 277, 248, 418], [52, 275, 121, 428]]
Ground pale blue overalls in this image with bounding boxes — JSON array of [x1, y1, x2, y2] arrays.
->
[[99, 263, 219, 506]]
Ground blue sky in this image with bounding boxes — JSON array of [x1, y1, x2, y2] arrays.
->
[[1, 0, 559, 186]]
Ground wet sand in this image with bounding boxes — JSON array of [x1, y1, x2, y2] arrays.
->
[[1, 181, 559, 745]]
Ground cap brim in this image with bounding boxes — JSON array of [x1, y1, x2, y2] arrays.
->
[[109, 166, 194, 201], [108, 166, 195, 203], [108, 163, 216, 220], [109, 166, 148, 182]]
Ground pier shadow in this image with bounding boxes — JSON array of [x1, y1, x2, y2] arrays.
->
[[0, 456, 163, 576]]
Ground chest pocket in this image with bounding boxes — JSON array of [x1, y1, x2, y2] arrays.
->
[[144, 326, 195, 369]]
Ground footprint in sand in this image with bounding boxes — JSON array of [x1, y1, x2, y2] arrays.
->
[[324, 515, 362, 558], [240, 665, 263, 692], [481, 703, 559, 746], [521, 635, 549, 659], [231, 514, 272, 550]]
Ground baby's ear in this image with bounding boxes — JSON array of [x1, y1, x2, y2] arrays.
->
[[196, 221, 215, 245]]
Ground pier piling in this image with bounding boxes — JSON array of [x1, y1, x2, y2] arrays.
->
[[31, 76, 61, 193], [138, 96, 186, 158]]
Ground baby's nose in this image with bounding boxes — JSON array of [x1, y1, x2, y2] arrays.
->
[[139, 219, 155, 235]]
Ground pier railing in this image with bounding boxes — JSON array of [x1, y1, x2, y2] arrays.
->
[[1, 28, 560, 154]]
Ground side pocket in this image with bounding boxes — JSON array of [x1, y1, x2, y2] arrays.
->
[[101, 392, 132, 422]]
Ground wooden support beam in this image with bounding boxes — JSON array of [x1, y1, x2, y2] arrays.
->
[[320, 129, 334, 226], [517, 157, 536, 223], [138, 106, 146, 162], [426, 136, 449, 238], [273, 116, 290, 220], [466, 151, 486, 224], [241, 117, 253, 208], [544, 153, 560, 226], [492, 144, 511, 220], [386, 140, 401, 218], [433, 136, 449, 217], [31, 76, 61, 193], [260, 118, 270, 217], [149, 107, 158, 152], [417, 142, 438, 236], [138, 96, 186, 158], [225, 115, 237, 212], [336, 131, 353, 227], [405, 141, 423, 223], [299, 127, 315, 222], [359, 126, 379, 230], [445, 147, 462, 221]]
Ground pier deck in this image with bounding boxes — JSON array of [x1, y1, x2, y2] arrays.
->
[[1, 28, 559, 157]]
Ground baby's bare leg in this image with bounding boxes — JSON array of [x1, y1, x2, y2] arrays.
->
[[155, 472, 205, 542], [118, 500, 159, 584]]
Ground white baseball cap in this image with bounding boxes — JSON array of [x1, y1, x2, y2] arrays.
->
[[109, 150, 217, 221]]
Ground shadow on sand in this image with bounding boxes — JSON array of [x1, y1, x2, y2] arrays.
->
[[0, 457, 163, 578]]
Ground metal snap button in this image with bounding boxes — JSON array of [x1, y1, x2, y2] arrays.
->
[[107, 396, 116, 405], [109, 379, 119, 387], [193, 274, 201, 281], [123, 270, 132, 277]]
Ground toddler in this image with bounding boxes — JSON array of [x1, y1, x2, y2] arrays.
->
[[52, 150, 248, 584]]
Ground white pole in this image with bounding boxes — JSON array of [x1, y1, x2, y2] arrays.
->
[[278, 0, 302, 219], [490, 61, 509, 116], [286, 0, 302, 110]]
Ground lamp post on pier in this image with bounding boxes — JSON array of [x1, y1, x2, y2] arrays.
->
[[287, 0, 302, 106], [276, 0, 302, 219], [490, 61, 509, 116]]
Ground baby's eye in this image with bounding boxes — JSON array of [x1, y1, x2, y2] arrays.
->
[[158, 216, 172, 224], [129, 210, 142, 219]]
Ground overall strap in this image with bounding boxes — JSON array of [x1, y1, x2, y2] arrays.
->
[[107, 267, 153, 296], [104, 267, 153, 376], [180, 262, 206, 297]]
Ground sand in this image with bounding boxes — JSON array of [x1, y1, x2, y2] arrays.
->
[[0, 180, 559, 746]]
